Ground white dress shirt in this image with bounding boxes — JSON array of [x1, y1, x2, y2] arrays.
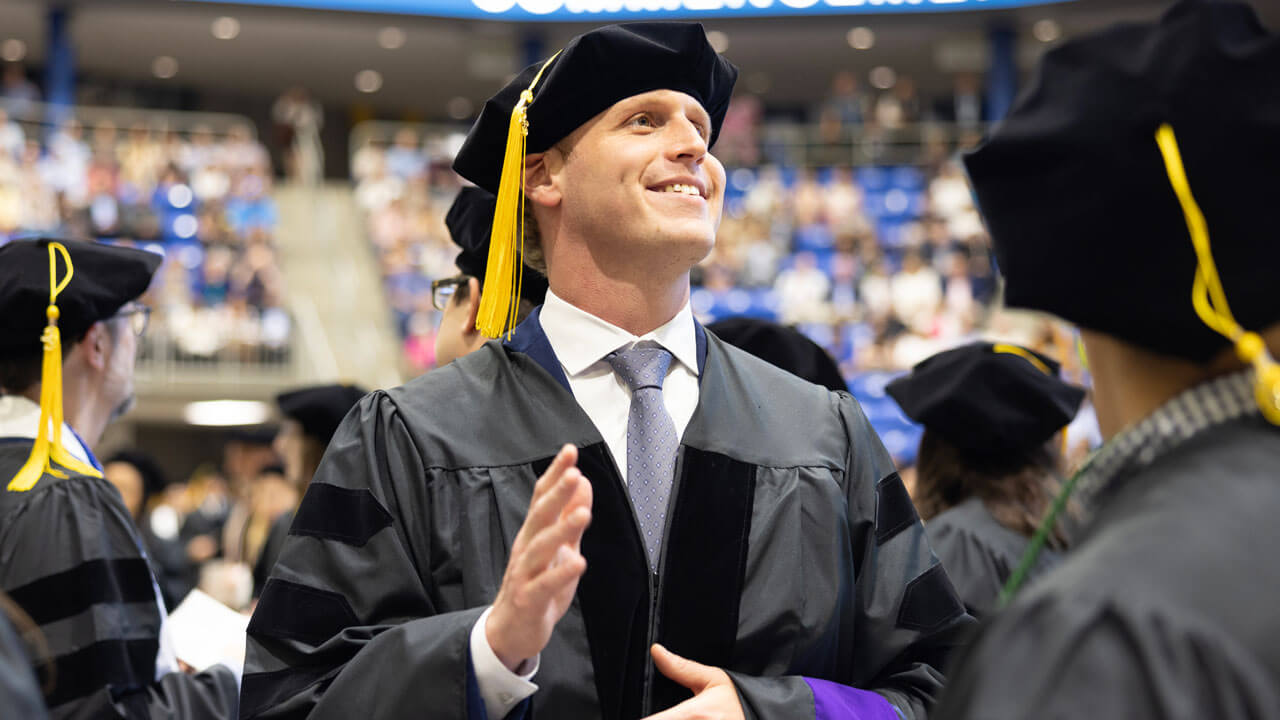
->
[[470, 288, 703, 718]]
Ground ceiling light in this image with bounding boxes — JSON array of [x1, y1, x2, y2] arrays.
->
[[355, 69, 383, 93], [211, 16, 240, 40], [1033, 19, 1061, 43], [152, 56, 179, 80], [447, 96, 474, 120], [706, 30, 729, 54], [846, 27, 875, 51], [183, 400, 271, 427], [377, 26, 406, 50], [1, 39, 27, 63], [869, 65, 897, 90]]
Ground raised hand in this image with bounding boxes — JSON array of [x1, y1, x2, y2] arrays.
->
[[486, 444, 593, 671], [640, 644, 745, 720]]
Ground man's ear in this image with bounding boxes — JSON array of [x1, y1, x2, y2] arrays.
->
[[524, 151, 562, 209], [81, 321, 111, 373], [461, 276, 483, 338]]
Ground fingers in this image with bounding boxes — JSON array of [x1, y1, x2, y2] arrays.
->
[[515, 503, 591, 579], [530, 444, 578, 505], [522, 545, 587, 604], [651, 644, 718, 693]]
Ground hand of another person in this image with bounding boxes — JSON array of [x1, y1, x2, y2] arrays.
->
[[641, 644, 745, 720], [486, 444, 593, 672]]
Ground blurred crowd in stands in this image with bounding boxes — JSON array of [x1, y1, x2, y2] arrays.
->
[[104, 430, 295, 612], [351, 97, 998, 381], [0, 107, 290, 364]]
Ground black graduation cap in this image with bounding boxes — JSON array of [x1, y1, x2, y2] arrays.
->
[[446, 186, 548, 306], [453, 22, 739, 195], [885, 342, 1086, 456], [276, 383, 368, 445], [0, 238, 161, 353], [709, 317, 848, 393], [964, 0, 1280, 364]]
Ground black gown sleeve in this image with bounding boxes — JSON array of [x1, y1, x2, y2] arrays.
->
[[0, 475, 238, 719], [240, 391, 486, 720], [935, 591, 1280, 720], [926, 518, 1007, 619]]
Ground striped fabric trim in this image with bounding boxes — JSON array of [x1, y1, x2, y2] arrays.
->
[[1075, 369, 1258, 517], [8, 558, 156, 626], [43, 637, 158, 709]]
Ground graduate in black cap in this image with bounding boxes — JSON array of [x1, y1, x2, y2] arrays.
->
[[886, 342, 1085, 618], [246, 22, 969, 720], [935, 2, 1280, 717], [707, 317, 848, 392], [433, 186, 548, 367], [0, 238, 238, 718], [250, 383, 367, 596]]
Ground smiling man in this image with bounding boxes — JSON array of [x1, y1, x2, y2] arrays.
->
[[243, 23, 970, 720]]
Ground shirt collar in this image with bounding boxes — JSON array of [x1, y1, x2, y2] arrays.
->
[[1074, 368, 1260, 517], [0, 394, 95, 467], [539, 288, 700, 378]]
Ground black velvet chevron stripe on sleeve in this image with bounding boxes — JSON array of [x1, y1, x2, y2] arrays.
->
[[874, 473, 920, 546], [8, 557, 156, 625], [248, 579, 362, 647], [288, 483, 394, 547]]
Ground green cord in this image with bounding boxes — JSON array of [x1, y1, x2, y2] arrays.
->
[[996, 465, 1087, 609]]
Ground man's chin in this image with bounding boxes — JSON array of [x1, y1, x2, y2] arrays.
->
[[109, 394, 137, 423]]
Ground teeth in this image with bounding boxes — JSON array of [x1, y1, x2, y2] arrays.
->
[[660, 183, 701, 197]]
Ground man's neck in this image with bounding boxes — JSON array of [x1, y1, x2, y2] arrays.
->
[[24, 378, 107, 450], [1082, 328, 1280, 441], [547, 261, 690, 337]]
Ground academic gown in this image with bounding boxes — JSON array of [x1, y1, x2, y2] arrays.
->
[[242, 313, 972, 720], [0, 442, 240, 719], [935, 417, 1280, 719], [0, 601, 48, 720], [925, 498, 1061, 619]]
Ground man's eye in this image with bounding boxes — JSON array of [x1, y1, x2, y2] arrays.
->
[[630, 114, 655, 128]]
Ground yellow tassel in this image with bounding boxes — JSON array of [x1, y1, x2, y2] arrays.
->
[[9, 242, 103, 492], [475, 52, 561, 340], [1154, 124, 1280, 425]]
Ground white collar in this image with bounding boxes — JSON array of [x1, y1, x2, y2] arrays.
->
[[539, 288, 700, 378], [0, 394, 94, 466]]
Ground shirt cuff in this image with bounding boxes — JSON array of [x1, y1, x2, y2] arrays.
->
[[470, 606, 539, 719]]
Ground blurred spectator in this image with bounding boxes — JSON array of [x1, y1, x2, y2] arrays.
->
[[716, 95, 762, 166], [936, 73, 986, 132], [271, 86, 324, 184], [874, 75, 921, 130], [816, 71, 868, 143], [385, 127, 428, 180], [0, 64, 39, 119], [775, 251, 831, 324], [0, 108, 22, 158], [891, 249, 942, 332]]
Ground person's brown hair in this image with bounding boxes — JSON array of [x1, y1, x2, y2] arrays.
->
[[913, 429, 1071, 550]]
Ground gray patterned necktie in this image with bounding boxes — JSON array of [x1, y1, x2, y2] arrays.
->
[[607, 345, 678, 572]]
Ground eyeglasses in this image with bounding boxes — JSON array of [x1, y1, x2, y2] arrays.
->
[[113, 303, 151, 337], [430, 275, 470, 311]]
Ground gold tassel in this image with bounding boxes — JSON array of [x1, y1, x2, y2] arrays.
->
[[9, 242, 103, 492], [1154, 124, 1280, 425], [475, 52, 561, 340]]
